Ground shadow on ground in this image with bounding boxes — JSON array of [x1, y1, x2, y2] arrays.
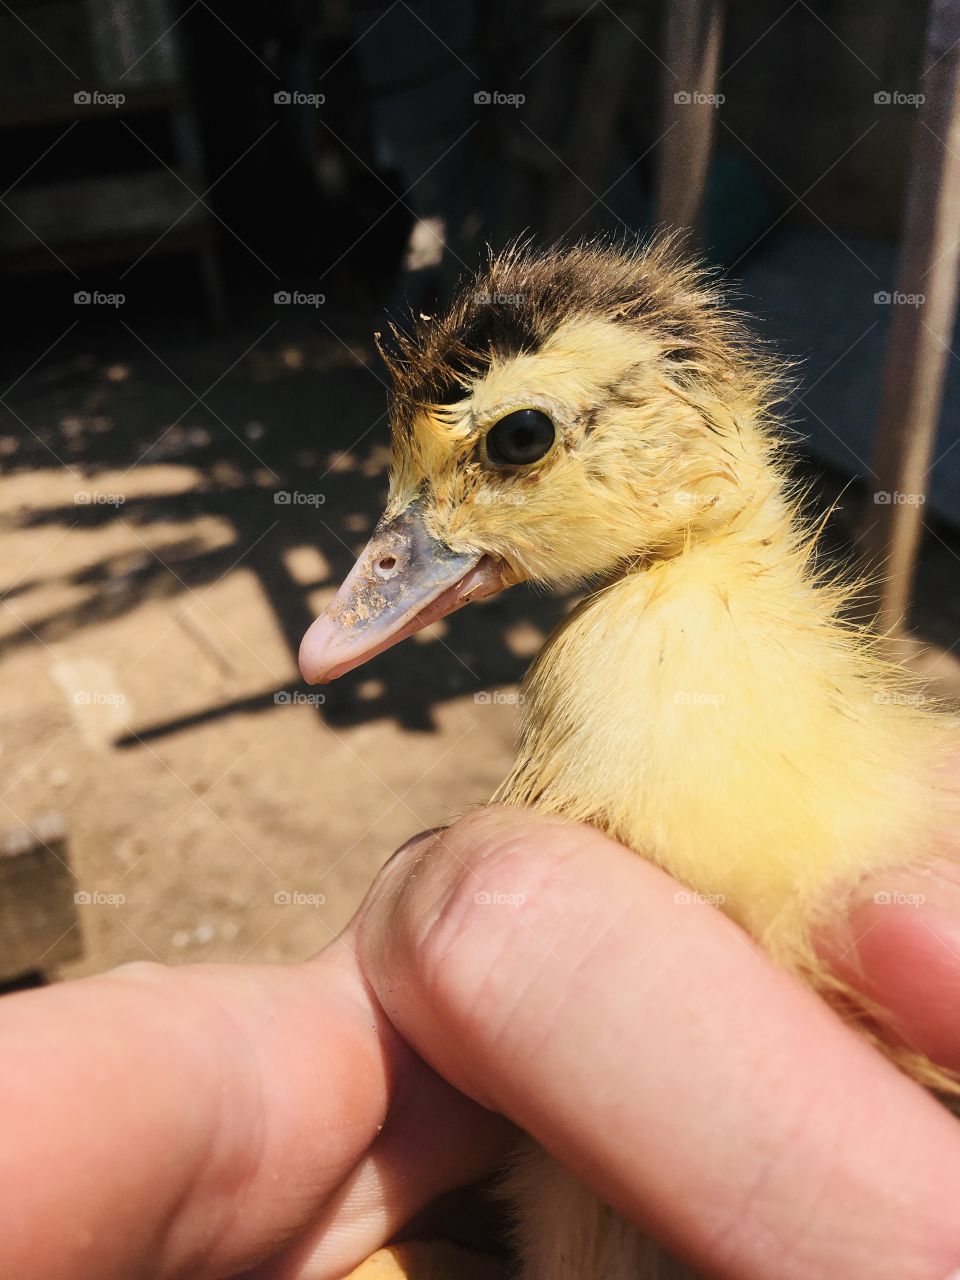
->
[[1, 291, 575, 742]]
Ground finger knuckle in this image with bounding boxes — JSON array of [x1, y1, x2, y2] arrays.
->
[[395, 810, 580, 1023]]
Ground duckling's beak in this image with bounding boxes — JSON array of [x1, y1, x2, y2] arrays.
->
[[299, 501, 506, 683]]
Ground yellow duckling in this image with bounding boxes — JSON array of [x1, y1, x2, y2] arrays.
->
[[300, 238, 960, 1280]]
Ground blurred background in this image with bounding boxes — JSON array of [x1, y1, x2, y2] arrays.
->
[[1, 0, 959, 985]]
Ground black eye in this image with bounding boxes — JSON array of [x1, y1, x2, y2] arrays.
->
[[484, 408, 556, 467]]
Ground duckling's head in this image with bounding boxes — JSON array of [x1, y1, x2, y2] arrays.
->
[[301, 238, 780, 682]]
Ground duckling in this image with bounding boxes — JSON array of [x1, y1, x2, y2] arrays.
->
[[300, 238, 960, 1280]]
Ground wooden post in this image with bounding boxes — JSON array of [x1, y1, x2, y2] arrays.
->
[[545, 7, 641, 239], [861, 0, 960, 634], [654, 0, 725, 234]]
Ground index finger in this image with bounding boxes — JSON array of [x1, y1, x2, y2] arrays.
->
[[0, 945, 393, 1280], [358, 807, 960, 1280]]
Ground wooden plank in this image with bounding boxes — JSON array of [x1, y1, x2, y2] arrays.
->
[[0, 171, 208, 253], [0, 814, 81, 982], [0, 0, 184, 106], [1, 223, 218, 276], [862, 0, 960, 633], [0, 84, 188, 130], [654, 0, 725, 234]]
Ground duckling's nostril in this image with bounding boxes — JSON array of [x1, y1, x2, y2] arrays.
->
[[375, 555, 398, 578]]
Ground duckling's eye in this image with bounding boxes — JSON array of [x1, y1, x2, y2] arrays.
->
[[484, 408, 556, 468]]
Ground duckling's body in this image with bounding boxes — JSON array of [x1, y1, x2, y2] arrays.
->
[[499, 478, 952, 971], [498, 484, 955, 1280], [301, 238, 959, 1280]]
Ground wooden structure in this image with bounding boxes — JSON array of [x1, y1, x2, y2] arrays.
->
[[861, 0, 960, 633], [0, 814, 81, 984], [655, 0, 958, 641], [0, 0, 224, 321], [654, 0, 726, 235]]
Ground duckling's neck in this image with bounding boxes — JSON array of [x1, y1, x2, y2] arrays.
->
[[645, 446, 797, 576], [496, 479, 948, 956]]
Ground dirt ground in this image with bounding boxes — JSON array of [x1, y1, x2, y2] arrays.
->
[[1, 299, 575, 978], [2, 295, 959, 981]]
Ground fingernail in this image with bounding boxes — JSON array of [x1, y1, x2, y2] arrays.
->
[[383, 825, 447, 870], [344, 828, 446, 942]]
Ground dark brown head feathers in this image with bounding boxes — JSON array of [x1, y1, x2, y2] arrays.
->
[[377, 234, 762, 431]]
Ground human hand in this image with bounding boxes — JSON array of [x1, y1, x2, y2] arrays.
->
[[355, 808, 960, 1280], [0, 907, 512, 1280], [4, 808, 960, 1279]]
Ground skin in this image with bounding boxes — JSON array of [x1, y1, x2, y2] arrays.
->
[[2, 811, 960, 1280]]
